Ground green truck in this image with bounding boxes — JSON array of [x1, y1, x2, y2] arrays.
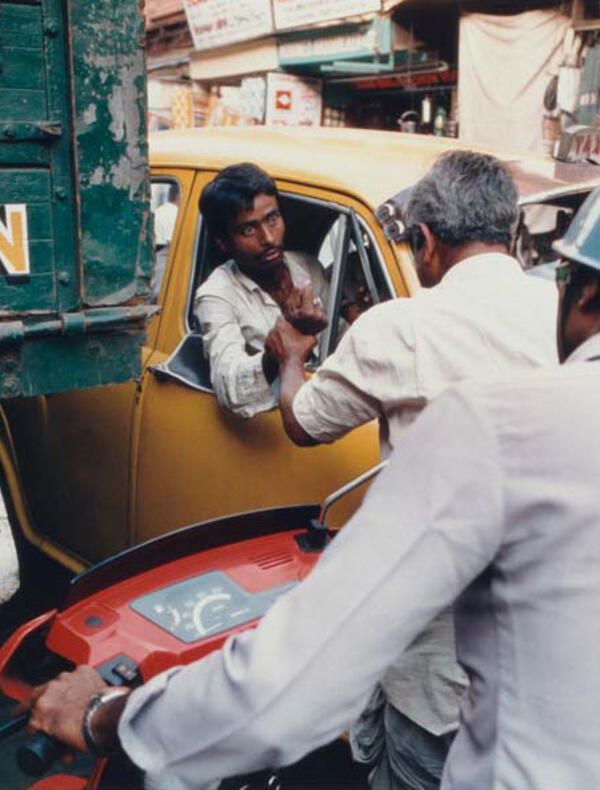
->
[[0, 0, 153, 596]]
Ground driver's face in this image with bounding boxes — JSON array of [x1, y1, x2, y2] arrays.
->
[[223, 193, 285, 275]]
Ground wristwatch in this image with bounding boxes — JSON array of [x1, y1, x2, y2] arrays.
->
[[82, 687, 129, 758]]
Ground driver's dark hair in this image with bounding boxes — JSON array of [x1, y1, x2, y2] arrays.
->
[[199, 163, 279, 240], [404, 150, 518, 247]]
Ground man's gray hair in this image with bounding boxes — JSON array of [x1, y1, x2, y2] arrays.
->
[[405, 150, 518, 248]]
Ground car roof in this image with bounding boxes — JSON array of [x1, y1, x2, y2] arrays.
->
[[149, 126, 600, 208]]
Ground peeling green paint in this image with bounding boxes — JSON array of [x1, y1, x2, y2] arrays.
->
[[0, 0, 153, 397], [70, 0, 152, 307]]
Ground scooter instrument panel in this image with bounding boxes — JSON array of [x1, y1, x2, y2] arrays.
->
[[130, 570, 296, 643]]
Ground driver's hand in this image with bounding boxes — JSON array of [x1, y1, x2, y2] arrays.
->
[[283, 284, 328, 336], [22, 666, 108, 752], [265, 316, 317, 366]]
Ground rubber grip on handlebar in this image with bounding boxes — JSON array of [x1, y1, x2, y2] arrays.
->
[[16, 733, 66, 777]]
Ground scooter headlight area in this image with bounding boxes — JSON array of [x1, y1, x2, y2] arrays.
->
[[0, 504, 326, 790]]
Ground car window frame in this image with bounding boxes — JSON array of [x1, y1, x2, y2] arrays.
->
[[319, 209, 395, 360], [356, 214, 394, 302]]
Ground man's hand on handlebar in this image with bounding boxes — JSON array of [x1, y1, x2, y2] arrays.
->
[[21, 666, 110, 753]]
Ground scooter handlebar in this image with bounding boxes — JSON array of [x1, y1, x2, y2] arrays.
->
[[16, 733, 66, 777]]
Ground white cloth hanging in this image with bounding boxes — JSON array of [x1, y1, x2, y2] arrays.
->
[[0, 492, 19, 603], [458, 9, 570, 152]]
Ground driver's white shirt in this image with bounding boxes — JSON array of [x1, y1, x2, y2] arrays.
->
[[118, 334, 600, 790]]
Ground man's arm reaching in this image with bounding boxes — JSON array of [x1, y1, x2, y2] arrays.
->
[[265, 316, 319, 446]]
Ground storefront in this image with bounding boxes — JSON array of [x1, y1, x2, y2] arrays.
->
[[144, 0, 600, 159], [145, 0, 460, 134]]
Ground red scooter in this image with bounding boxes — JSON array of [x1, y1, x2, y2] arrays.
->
[[0, 465, 384, 789]]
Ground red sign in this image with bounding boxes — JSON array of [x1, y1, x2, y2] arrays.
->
[[354, 69, 458, 92], [573, 130, 600, 159], [265, 72, 322, 127], [275, 90, 292, 110], [556, 125, 600, 165]]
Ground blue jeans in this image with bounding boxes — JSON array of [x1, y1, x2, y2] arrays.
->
[[350, 686, 453, 790]]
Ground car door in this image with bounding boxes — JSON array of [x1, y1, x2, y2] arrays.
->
[[130, 172, 396, 545]]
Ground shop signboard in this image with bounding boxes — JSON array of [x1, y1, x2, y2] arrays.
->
[[351, 67, 457, 92], [273, 0, 380, 33], [265, 72, 322, 126], [278, 18, 387, 67], [183, 0, 273, 51]]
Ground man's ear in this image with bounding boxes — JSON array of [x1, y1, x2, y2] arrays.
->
[[419, 223, 436, 264], [578, 279, 600, 312]]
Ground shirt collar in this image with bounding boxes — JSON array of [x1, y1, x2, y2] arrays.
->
[[440, 252, 522, 288], [229, 259, 263, 294], [565, 333, 600, 364]]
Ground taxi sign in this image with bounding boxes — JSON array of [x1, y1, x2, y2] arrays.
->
[[555, 125, 600, 165]]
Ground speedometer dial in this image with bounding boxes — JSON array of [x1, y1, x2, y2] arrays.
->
[[130, 571, 296, 643]]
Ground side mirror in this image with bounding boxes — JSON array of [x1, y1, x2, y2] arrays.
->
[[150, 333, 212, 392]]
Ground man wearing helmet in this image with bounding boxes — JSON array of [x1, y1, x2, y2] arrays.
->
[[25, 189, 600, 790]]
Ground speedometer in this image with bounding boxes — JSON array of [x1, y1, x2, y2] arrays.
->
[[130, 571, 296, 643]]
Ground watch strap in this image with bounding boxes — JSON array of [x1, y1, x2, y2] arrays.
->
[[82, 688, 129, 758]]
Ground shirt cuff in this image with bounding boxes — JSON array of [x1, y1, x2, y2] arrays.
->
[[118, 666, 183, 775]]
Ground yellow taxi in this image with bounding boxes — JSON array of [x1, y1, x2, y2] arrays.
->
[[4, 126, 600, 572]]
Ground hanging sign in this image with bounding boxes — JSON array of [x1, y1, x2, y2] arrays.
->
[[273, 0, 380, 32], [0, 205, 30, 278], [183, 0, 273, 51], [265, 72, 322, 127]]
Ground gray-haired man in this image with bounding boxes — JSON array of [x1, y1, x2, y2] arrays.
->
[[265, 151, 559, 789]]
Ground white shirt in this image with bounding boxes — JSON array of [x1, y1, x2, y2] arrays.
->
[[119, 335, 600, 790], [0, 493, 18, 603], [153, 201, 178, 247], [293, 252, 559, 733], [195, 252, 328, 419], [293, 252, 558, 457]]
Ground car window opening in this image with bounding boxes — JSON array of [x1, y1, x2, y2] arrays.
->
[[188, 190, 393, 394]]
